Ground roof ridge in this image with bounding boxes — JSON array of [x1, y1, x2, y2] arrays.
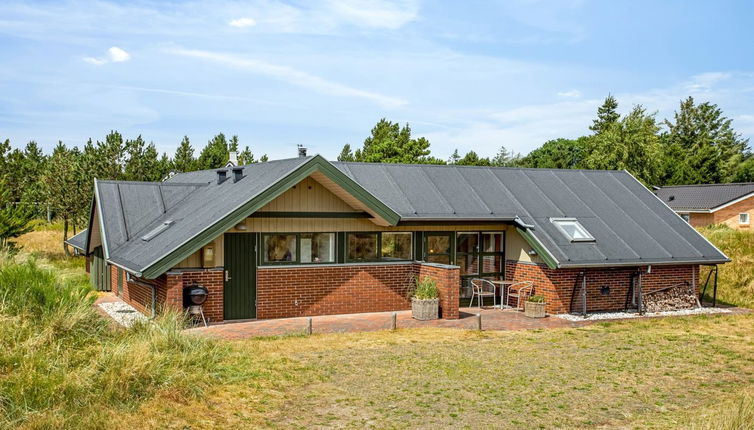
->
[[332, 161, 623, 173], [659, 182, 754, 188], [97, 179, 208, 187]]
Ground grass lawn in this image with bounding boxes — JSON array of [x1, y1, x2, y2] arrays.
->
[[5, 227, 754, 429], [112, 315, 754, 429]]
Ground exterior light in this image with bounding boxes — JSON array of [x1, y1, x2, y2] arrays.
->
[[202, 246, 215, 268]]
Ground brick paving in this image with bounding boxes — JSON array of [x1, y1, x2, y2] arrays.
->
[[187, 306, 587, 340]]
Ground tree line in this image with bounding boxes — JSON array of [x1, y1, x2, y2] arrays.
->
[[0, 94, 749, 251], [339, 95, 751, 187], [0, 133, 266, 252]]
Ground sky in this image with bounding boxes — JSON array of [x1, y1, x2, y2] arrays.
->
[[1, 0, 754, 161]]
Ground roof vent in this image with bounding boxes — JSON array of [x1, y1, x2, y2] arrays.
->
[[216, 169, 228, 185], [297, 144, 307, 158], [141, 220, 174, 242], [669, 195, 675, 201], [232, 166, 244, 183]]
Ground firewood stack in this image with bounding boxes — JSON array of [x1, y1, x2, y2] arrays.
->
[[643, 284, 700, 313]]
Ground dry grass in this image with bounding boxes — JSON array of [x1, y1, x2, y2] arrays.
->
[[110, 314, 754, 429], [699, 226, 754, 309]]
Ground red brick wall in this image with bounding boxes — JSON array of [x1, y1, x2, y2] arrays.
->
[[256, 262, 460, 320], [505, 260, 700, 314], [174, 270, 224, 322], [110, 265, 154, 316], [416, 263, 460, 319]]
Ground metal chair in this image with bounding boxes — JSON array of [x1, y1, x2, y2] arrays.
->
[[506, 281, 534, 310], [469, 278, 497, 309]]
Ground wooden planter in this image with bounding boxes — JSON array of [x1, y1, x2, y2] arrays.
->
[[412, 298, 439, 320], [524, 301, 546, 318]]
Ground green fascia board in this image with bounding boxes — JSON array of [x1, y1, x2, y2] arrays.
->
[[516, 227, 559, 270], [141, 155, 401, 278]]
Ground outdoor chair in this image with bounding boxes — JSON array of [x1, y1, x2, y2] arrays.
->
[[469, 278, 497, 309], [506, 280, 534, 310]]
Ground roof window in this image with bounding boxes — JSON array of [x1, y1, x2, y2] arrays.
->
[[141, 220, 174, 241], [551, 218, 595, 242]]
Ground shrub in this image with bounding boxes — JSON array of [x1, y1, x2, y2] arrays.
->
[[0, 260, 226, 429], [527, 295, 545, 303], [413, 275, 439, 300]]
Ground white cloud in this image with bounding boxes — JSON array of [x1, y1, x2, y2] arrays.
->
[[169, 47, 407, 108], [325, 0, 419, 29], [557, 89, 581, 98], [229, 17, 257, 28], [107, 46, 130, 62], [82, 46, 130, 65], [82, 56, 107, 66]]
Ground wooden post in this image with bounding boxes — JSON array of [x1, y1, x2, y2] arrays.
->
[[391, 312, 397, 330], [307, 317, 312, 335], [476, 313, 482, 331]]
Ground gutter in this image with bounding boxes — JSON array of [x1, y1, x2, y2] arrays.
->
[[557, 258, 730, 269]]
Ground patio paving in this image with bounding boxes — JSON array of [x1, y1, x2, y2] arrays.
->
[[187, 306, 587, 340]]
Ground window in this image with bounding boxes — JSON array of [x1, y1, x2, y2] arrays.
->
[[740, 213, 750, 225], [263, 234, 297, 263], [263, 233, 336, 264], [301, 233, 335, 263], [551, 218, 595, 242], [680, 213, 690, 223], [425, 233, 451, 265], [347, 233, 379, 261], [382, 232, 412, 260]]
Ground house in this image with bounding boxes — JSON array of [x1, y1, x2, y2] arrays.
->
[[66, 154, 728, 322], [655, 183, 754, 229]]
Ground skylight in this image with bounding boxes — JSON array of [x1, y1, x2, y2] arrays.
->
[[141, 220, 174, 242], [551, 218, 594, 242]]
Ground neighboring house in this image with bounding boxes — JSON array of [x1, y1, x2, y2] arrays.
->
[[655, 183, 754, 229], [66, 154, 728, 322]]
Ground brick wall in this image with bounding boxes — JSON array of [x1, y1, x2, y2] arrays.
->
[[107, 266, 224, 322], [505, 260, 700, 314], [415, 263, 460, 319], [686, 196, 754, 229], [256, 262, 460, 320]]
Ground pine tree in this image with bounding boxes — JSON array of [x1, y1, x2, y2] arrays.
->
[[238, 146, 255, 165], [173, 136, 196, 173], [197, 133, 229, 169], [491, 146, 520, 167], [337, 144, 355, 162], [42, 142, 80, 255], [448, 149, 461, 164], [518, 138, 588, 169], [590, 94, 620, 134], [353, 119, 435, 164]]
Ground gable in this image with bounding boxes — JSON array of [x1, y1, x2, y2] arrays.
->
[[259, 175, 362, 213]]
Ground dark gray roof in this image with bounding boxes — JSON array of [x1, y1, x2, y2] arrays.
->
[[65, 229, 87, 251], [89, 156, 728, 276], [335, 163, 728, 268], [98, 157, 311, 274], [655, 183, 754, 211]]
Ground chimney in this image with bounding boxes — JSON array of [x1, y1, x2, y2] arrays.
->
[[228, 151, 238, 167], [297, 144, 307, 158], [216, 169, 228, 185], [232, 166, 244, 183]]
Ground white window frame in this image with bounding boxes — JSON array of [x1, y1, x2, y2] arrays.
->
[[550, 217, 595, 242], [739, 213, 750, 225], [680, 213, 690, 223]]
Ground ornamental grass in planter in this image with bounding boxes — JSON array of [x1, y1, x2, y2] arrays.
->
[[412, 275, 439, 320], [525, 294, 546, 318]]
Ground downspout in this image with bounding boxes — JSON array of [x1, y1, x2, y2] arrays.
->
[[581, 271, 587, 317], [637, 265, 651, 315]]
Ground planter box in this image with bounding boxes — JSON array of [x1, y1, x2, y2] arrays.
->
[[412, 297, 439, 320], [524, 301, 546, 318]]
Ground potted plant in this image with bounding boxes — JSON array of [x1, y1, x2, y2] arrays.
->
[[524, 294, 546, 318], [412, 275, 439, 320]]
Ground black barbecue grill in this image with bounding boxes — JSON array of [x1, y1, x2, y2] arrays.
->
[[183, 285, 209, 326]]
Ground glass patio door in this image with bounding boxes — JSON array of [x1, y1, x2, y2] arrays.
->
[[457, 232, 505, 305]]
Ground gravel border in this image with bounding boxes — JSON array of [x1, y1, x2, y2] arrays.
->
[[556, 307, 732, 322], [99, 301, 148, 327]]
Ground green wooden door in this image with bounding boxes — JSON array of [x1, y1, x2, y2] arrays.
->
[[224, 233, 257, 320], [91, 246, 110, 292]]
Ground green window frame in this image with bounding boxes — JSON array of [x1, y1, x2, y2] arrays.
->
[[261, 232, 337, 266], [346, 232, 414, 263], [423, 232, 453, 265]]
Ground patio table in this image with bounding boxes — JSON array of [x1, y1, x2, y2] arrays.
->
[[489, 280, 516, 309]]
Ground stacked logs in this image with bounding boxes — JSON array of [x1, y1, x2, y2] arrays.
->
[[643, 283, 700, 313]]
